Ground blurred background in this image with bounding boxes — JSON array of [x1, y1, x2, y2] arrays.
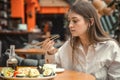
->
[[0, 0, 120, 66]]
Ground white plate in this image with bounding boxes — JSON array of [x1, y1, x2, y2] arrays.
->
[[55, 68, 64, 73], [0, 75, 56, 80]]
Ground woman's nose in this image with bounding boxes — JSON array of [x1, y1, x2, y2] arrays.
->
[[68, 22, 73, 28]]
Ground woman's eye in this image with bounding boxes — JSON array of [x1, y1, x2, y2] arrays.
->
[[72, 20, 78, 24], [67, 19, 79, 25]]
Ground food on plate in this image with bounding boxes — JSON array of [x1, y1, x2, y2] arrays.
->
[[13, 71, 19, 77], [1, 67, 14, 77], [16, 73, 26, 77], [43, 64, 56, 73], [17, 67, 31, 77], [17, 67, 40, 77], [38, 65, 55, 77], [29, 68, 40, 77], [0, 66, 56, 78], [43, 68, 53, 77]]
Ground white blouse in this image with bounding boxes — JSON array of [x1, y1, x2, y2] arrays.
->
[[45, 40, 120, 80]]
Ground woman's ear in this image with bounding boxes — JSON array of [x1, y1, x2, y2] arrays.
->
[[89, 18, 94, 26]]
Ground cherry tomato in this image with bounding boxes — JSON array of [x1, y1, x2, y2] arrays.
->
[[13, 71, 19, 77]]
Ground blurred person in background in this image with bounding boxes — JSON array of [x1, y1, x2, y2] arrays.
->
[[92, 0, 115, 18], [41, 21, 52, 39], [42, 0, 120, 80]]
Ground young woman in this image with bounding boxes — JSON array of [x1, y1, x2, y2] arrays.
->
[[42, 1, 120, 80]]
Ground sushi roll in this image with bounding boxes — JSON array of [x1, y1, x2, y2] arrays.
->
[[43, 68, 54, 77]]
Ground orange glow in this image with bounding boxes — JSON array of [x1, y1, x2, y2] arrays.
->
[[11, 0, 25, 23], [39, 7, 69, 14], [11, 0, 69, 31]]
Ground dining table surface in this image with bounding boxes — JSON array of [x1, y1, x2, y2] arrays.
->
[[0, 67, 95, 80], [54, 70, 95, 80], [15, 48, 46, 55]]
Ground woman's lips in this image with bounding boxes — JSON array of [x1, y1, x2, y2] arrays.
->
[[70, 29, 75, 33]]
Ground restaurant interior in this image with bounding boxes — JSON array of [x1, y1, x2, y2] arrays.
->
[[0, 0, 70, 66], [0, 0, 120, 67], [0, 0, 120, 80]]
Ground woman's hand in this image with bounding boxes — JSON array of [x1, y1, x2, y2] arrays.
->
[[42, 38, 57, 55]]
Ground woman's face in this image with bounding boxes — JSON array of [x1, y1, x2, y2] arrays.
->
[[67, 11, 89, 38]]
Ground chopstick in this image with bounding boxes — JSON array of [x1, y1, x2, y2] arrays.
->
[[31, 35, 60, 46], [50, 35, 60, 40]]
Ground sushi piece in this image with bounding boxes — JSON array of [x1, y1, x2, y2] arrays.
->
[[43, 68, 54, 77], [29, 68, 40, 77]]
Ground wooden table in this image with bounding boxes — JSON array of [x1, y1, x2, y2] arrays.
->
[[15, 48, 46, 54], [0, 67, 95, 80], [55, 70, 95, 80]]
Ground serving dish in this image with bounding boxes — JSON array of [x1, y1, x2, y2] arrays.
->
[[0, 74, 56, 80], [0, 67, 56, 80], [56, 68, 64, 73]]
